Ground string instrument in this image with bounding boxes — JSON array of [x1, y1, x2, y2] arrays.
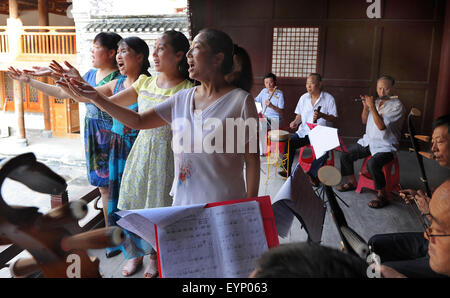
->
[[0, 153, 125, 278], [317, 166, 369, 259], [405, 108, 432, 197], [403, 108, 435, 228]]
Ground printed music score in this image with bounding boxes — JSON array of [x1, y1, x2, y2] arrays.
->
[[116, 196, 278, 278], [157, 201, 268, 278]]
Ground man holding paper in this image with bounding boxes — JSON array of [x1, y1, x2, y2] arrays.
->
[[279, 73, 338, 185], [337, 75, 405, 209]]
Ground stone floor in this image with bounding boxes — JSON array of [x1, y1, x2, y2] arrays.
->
[[1, 130, 449, 278]]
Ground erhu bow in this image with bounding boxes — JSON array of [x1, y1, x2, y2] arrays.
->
[[0, 153, 125, 278]]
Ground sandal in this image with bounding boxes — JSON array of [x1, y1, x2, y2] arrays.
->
[[337, 182, 356, 192], [144, 255, 159, 278], [122, 256, 143, 277], [368, 195, 388, 209]]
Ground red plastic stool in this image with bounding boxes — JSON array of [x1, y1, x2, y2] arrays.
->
[[355, 155, 400, 200], [298, 145, 335, 172]]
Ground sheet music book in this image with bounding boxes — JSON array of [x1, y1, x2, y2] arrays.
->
[[117, 196, 278, 278]]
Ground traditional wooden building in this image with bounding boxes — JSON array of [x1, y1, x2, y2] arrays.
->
[[0, 0, 77, 139], [188, 0, 450, 143]]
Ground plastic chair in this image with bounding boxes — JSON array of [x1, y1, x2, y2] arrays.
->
[[298, 145, 335, 173], [355, 155, 400, 200]]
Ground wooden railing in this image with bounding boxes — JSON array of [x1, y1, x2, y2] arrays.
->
[[0, 26, 76, 56], [0, 27, 8, 54], [21, 26, 76, 55]]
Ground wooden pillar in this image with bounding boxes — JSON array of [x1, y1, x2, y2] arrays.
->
[[9, 0, 26, 144], [434, 0, 450, 118], [38, 0, 52, 136], [8, 0, 19, 19], [13, 80, 26, 141], [38, 0, 49, 26]]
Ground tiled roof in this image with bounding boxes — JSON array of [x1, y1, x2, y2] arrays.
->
[[85, 16, 189, 33]]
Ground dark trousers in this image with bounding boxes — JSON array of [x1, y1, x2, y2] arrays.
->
[[340, 143, 393, 190], [283, 134, 329, 177], [368, 233, 447, 278]]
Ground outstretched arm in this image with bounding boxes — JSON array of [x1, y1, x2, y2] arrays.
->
[[8, 66, 70, 99], [61, 78, 167, 130]]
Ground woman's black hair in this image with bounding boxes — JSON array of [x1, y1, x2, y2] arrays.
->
[[93, 32, 123, 67], [118, 36, 151, 76], [162, 30, 191, 80], [198, 28, 234, 75], [230, 44, 253, 92], [264, 72, 277, 84]]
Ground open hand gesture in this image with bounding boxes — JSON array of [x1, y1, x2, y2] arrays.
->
[[22, 66, 52, 77], [49, 60, 83, 82], [7, 67, 31, 83], [57, 78, 99, 102]]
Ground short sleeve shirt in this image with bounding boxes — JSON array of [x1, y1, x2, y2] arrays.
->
[[357, 98, 405, 154], [254, 88, 285, 119], [154, 87, 259, 206], [294, 91, 338, 138]]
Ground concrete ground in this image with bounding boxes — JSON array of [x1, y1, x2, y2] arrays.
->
[[0, 129, 449, 278]]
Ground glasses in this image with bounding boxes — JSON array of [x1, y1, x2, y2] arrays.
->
[[421, 214, 450, 238]]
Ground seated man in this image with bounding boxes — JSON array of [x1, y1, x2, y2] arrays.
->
[[278, 73, 338, 185], [337, 75, 405, 208], [380, 179, 450, 278], [369, 114, 450, 278], [249, 242, 368, 278], [254, 73, 284, 156]]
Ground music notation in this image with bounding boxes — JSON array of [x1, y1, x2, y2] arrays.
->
[[157, 201, 268, 278]]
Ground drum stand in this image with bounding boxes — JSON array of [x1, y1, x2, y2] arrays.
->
[[265, 132, 291, 183]]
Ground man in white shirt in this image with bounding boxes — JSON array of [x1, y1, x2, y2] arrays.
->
[[279, 73, 338, 185], [337, 75, 405, 209]]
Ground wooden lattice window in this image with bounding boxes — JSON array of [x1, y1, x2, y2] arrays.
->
[[271, 27, 319, 78]]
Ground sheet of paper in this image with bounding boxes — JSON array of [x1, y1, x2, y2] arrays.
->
[[157, 201, 268, 278], [255, 102, 262, 114], [308, 125, 340, 159], [116, 204, 206, 248], [271, 177, 295, 237]]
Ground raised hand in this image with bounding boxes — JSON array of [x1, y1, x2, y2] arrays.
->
[[60, 78, 100, 102], [22, 66, 52, 77], [49, 60, 82, 82], [7, 67, 31, 83], [361, 95, 375, 110]]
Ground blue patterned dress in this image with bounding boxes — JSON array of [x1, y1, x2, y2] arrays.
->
[[82, 69, 122, 187], [105, 76, 139, 255]]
